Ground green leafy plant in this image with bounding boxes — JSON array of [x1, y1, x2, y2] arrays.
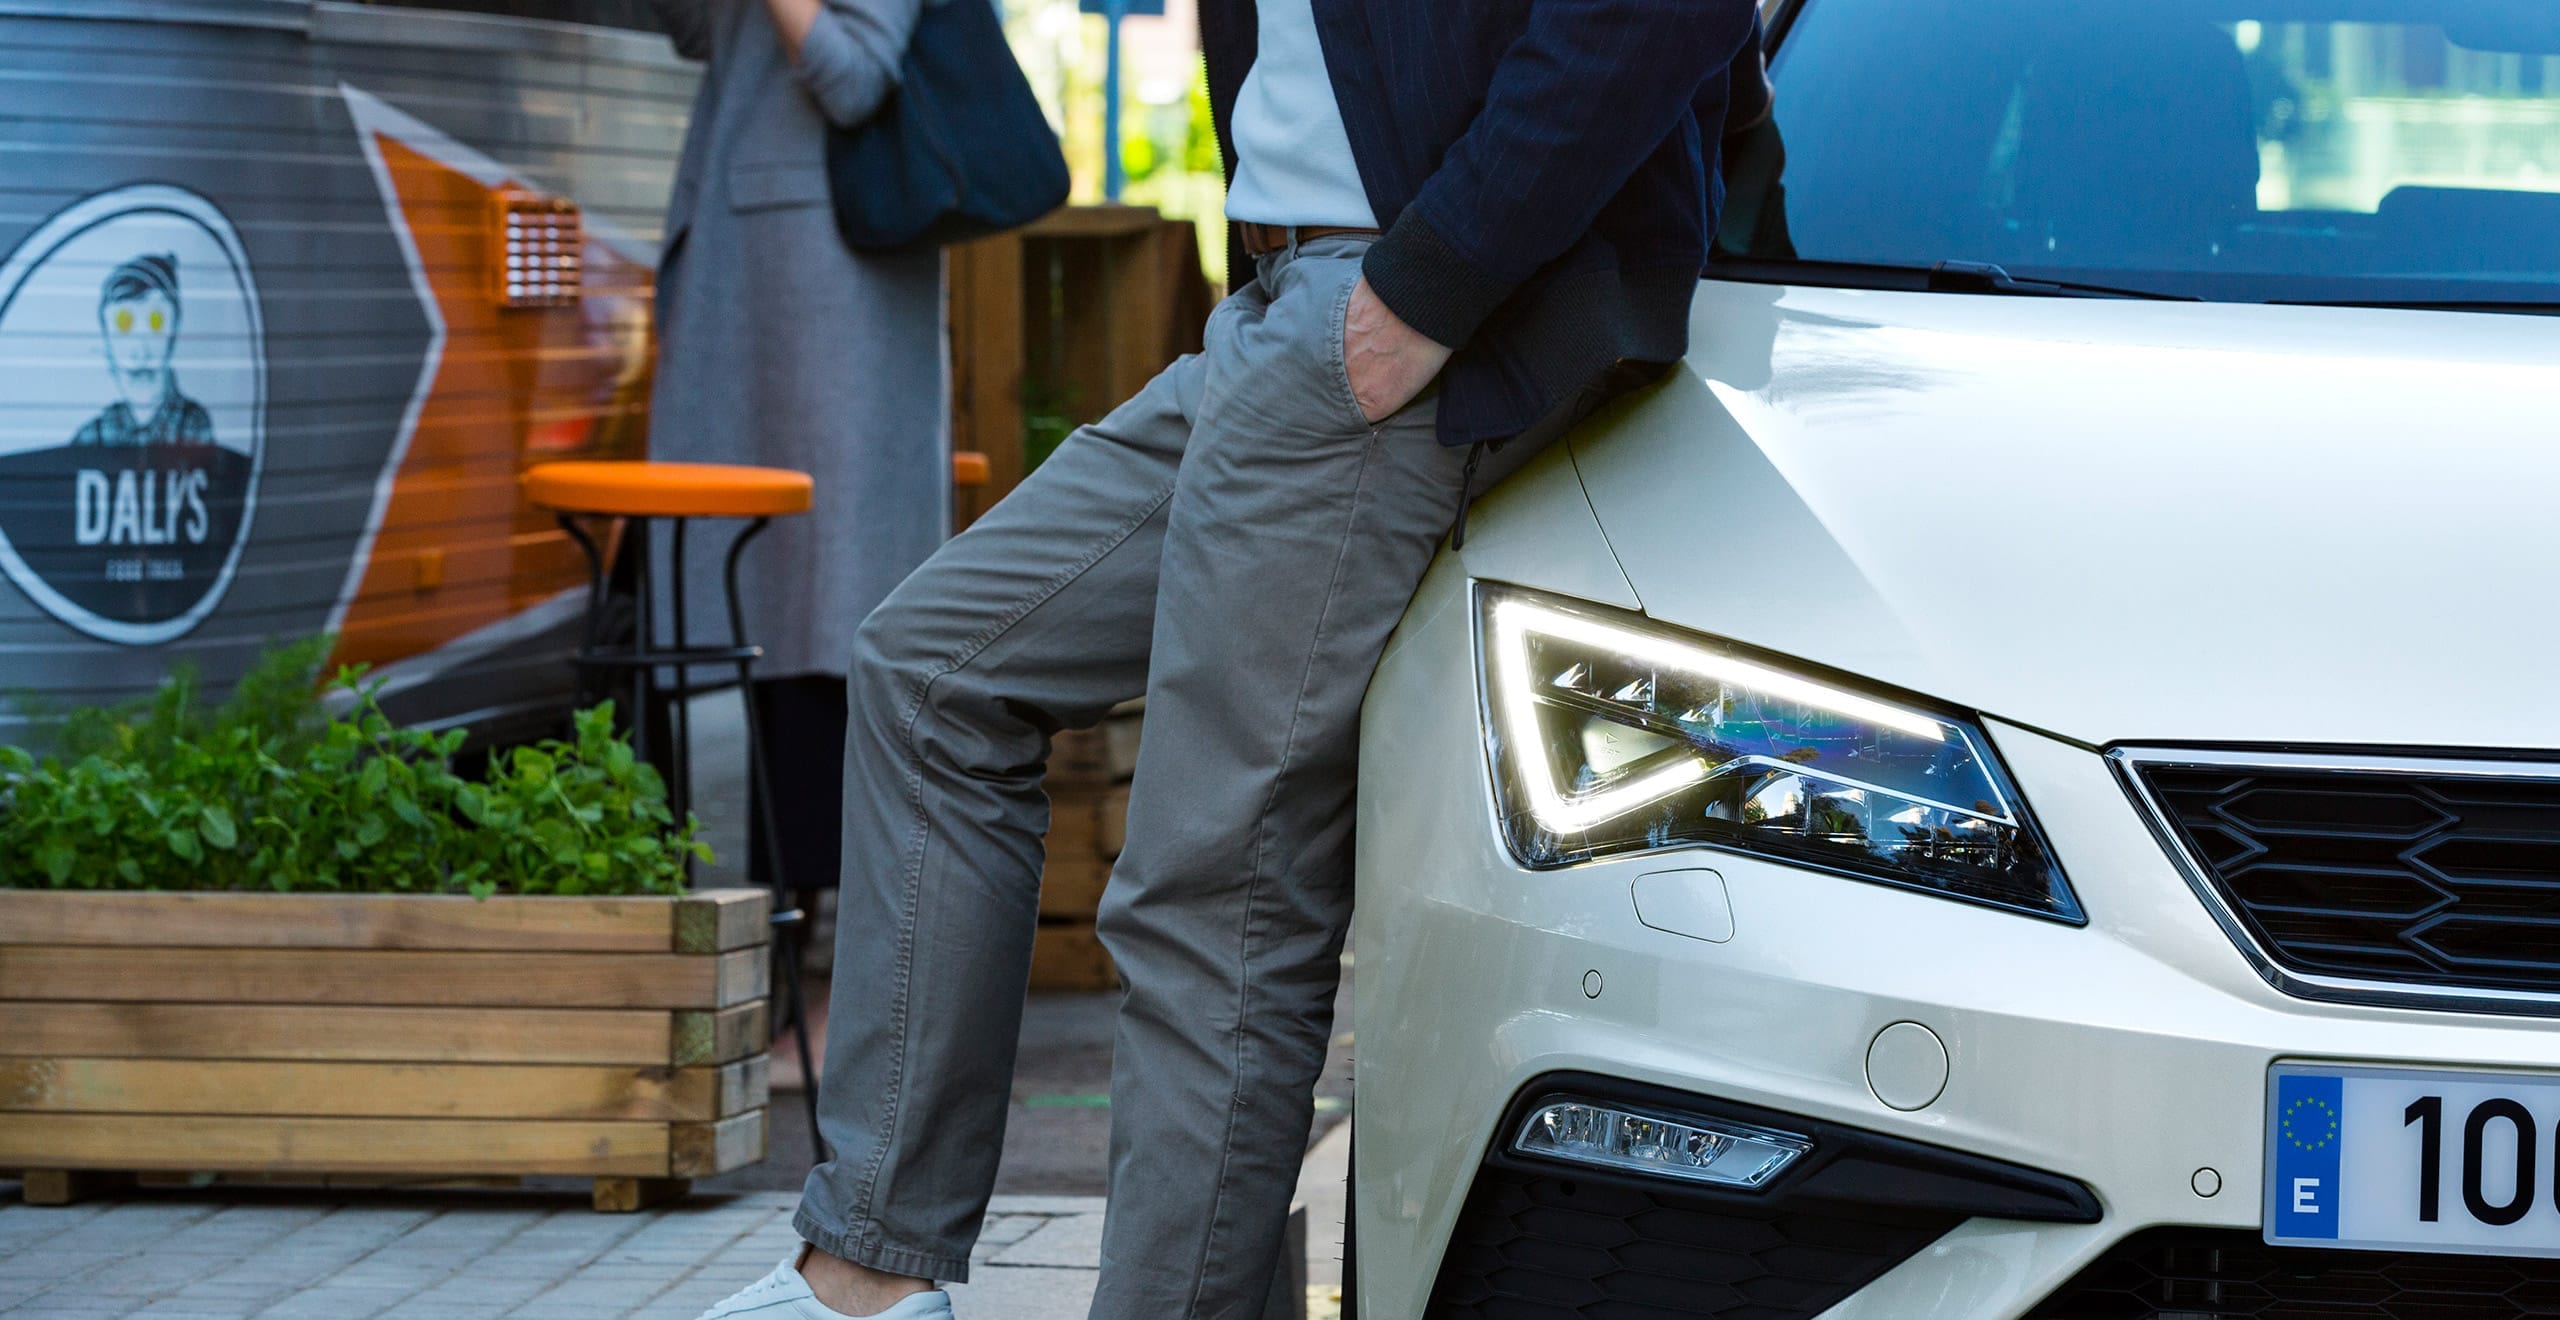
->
[[0, 649, 708, 898], [34, 635, 333, 767]]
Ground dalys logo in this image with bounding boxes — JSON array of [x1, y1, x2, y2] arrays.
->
[[0, 185, 265, 645]]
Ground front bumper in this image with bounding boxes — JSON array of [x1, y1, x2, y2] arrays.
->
[[1352, 561, 2560, 1318]]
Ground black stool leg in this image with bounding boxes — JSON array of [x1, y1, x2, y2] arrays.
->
[[725, 517, 826, 1165], [667, 517, 694, 866], [562, 508, 820, 1166], [627, 517, 654, 773], [557, 514, 610, 712]]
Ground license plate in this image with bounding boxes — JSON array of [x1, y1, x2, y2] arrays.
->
[[2268, 1064, 2560, 1258]]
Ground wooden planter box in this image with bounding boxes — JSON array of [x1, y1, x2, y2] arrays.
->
[[0, 887, 772, 1212]]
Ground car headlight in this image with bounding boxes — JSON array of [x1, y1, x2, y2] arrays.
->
[[1475, 585, 2081, 922]]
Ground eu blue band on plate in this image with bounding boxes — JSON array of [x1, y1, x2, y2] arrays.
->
[[2272, 1072, 2345, 1241]]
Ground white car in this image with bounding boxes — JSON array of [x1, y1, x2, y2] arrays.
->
[[1351, 1, 2560, 1316]]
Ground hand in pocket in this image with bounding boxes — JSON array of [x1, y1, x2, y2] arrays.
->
[[1342, 275, 1453, 425]]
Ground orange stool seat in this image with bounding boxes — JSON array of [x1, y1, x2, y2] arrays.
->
[[523, 461, 813, 519]]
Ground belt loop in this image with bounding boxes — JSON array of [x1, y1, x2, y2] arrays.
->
[[1283, 225, 1300, 261]]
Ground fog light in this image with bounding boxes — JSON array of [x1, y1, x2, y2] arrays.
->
[[1514, 1099, 1811, 1189]]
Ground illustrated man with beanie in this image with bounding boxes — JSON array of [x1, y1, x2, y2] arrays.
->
[[74, 253, 214, 449]]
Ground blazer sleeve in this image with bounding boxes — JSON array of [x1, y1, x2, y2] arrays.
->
[[650, 0, 715, 61], [792, 0, 926, 129], [1361, 0, 1763, 350]]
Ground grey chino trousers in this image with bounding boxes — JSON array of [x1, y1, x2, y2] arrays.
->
[[793, 236, 1471, 1319]]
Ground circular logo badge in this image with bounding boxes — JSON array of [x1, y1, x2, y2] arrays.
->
[[0, 185, 265, 645]]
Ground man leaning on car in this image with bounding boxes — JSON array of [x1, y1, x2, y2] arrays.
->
[[692, 1, 1769, 1317]]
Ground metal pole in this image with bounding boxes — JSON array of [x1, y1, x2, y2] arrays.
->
[[1102, 0, 1127, 201]]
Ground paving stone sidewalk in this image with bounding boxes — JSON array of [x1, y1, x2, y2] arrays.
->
[[0, 1190, 1106, 1320]]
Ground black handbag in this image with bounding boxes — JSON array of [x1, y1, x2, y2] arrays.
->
[[825, 0, 1071, 251]]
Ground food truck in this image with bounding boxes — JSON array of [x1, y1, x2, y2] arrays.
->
[[0, 0, 694, 743]]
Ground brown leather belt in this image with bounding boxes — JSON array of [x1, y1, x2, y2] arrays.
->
[[1237, 222, 1382, 257]]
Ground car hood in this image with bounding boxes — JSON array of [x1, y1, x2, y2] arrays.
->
[[1566, 279, 2560, 750]]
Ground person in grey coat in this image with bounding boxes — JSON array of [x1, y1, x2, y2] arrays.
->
[[649, 0, 947, 897]]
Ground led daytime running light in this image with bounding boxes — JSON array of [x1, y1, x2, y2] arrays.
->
[[1473, 585, 2082, 922], [1488, 594, 1950, 836]]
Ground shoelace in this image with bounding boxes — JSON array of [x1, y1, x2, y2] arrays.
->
[[736, 1260, 806, 1300]]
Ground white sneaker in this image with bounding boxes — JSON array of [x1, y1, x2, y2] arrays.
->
[[693, 1253, 953, 1320]]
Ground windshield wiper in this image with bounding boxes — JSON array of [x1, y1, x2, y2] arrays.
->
[[1710, 255, 2199, 301], [1924, 261, 2199, 301], [2271, 298, 2560, 317]]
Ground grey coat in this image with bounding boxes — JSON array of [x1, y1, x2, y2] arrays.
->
[[649, 0, 947, 680]]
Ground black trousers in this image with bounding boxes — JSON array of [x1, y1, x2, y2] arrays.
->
[[748, 673, 847, 898]]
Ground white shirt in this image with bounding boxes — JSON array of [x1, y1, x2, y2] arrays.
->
[[1222, 0, 1376, 229]]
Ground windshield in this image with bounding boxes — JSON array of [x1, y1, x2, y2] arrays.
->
[[1715, 0, 2560, 304]]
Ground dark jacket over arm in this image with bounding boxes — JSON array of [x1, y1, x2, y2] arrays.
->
[[1209, 0, 1765, 449], [1361, 1, 1760, 350]]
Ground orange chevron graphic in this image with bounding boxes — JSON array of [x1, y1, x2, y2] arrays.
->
[[326, 117, 658, 678]]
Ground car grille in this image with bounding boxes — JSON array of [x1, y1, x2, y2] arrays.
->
[[2025, 1227, 2560, 1318], [2131, 759, 2560, 999], [1424, 1162, 1956, 1319]]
